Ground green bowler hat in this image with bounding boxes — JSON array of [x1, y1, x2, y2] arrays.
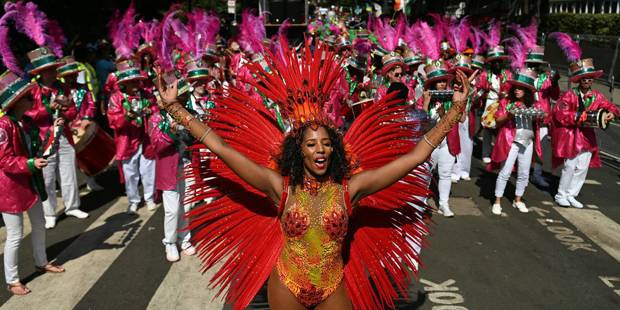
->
[[0, 71, 35, 112]]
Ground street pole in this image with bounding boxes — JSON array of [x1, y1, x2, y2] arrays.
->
[[608, 37, 620, 103]]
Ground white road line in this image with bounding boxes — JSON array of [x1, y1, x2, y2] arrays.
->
[[0, 197, 157, 310], [554, 207, 620, 264], [586, 204, 599, 209], [147, 256, 225, 310], [584, 179, 602, 185], [542, 201, 554, 206]]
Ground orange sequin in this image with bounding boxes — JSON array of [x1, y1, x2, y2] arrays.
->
[[276, 181, 348, 307]]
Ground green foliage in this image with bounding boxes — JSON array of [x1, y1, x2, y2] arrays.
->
[[543, 13, 620, 36]]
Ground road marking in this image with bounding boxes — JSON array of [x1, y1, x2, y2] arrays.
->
[[583, 179, 601, 185], [554, 208, 620, 264], [586, 204, 599, 209], [598, 276, 620, 297], [532, 207, 597, 253], [421, 278, 468, 309], [147, 256, 225, 310], [541, 201, 554, 206], [0, 197, 157, 310]]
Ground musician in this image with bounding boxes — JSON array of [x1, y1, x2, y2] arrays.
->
[[149, 79, 197, 262], [552, 59, 619, 208], [57, 57, 104, 192], [526, 46, 560, 187], [0, 71, 66, 296], [489, 69, 544, 215], [107, 61, 158, 214], [417, 61, 458, 217], [475, 46, 512, 164], [374, 52, 413, 102], [24, 47, 89, 229]]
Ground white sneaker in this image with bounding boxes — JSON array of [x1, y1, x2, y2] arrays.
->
[[44, 216, 56, 229], [491, 203, 502, 215], [460, 174, 471, 181], [451, 175, 460, 183], [512, 201, 529, 213], [567, 197, 584, 209], [165, 243, 180, 262], [438, 204, 455, 217], [146, 201, 159, 211], [531, 174, 550, 187], [180, 242, 197, 256], [555, 197, 571, 207], [482, 157, 491, 164], [65, 209, 89, 219], [127, 203, 138, 214], [86, 182, 104, 192]]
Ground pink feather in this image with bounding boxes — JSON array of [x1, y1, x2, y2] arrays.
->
[[353, 38, 372, 55], [486, 20, 501, 47], [0, 8, 22, 75], [448, 17, 471, 53], [471, 25, 487, 54], [549, 32, 582, 62], [416, 21, 439, 60], [16, 1, 48, 46], [138, 19, 161, 44], [157, 6, 181, 71], [430, 13, 451, 42], [505, 37, 525, 70], [238, 10, 266, 54], [404, 22, 421, 53], [109, 2, 139, 59], [372, 17, 398, 52], [511, 18, 538, 49], [46, 19, 65, 58]]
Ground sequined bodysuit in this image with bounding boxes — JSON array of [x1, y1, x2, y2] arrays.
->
[[276, 181, 350, 307]]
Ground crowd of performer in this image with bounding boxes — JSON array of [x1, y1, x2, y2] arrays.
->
[[0, 1, 617, 300]]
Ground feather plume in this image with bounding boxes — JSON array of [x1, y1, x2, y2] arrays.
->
[[138, 19, 161, 44], [511, 18, 538, 49], [471, 25, 487, 54], [238, 10, 266, 54], [353, 38, 372, 55], [109, 2, 139, 59], [46, 19, 65, 58], [448, 17, 471, 53], [549, 32, 582, 62], [372, 17, 398, 52], [157, 5, 181, 71], [185, 9, 220, 59], [430, 13, 451, 42], [0, 8, 22, 75], [15, 1, 48, 46], [505, 37, 525, 70], [486, 20, 501, 47], [403, 21, 421, 53], [415, 21, 439, 61]]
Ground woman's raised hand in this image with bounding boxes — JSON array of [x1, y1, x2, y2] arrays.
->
[[154, 67, 179, 107], [452, 70, 470, 103]]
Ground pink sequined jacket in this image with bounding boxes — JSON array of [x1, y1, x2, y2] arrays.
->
[[107, 90, 156, 161], [25, 83, 78, 144], [149, 112, 181, 191]]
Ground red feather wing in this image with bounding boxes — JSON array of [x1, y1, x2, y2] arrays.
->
[[184, 86, 284, 310], [343, 96, 433, 309]]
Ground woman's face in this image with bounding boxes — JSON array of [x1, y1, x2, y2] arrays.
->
[[435, 80, 447, 90], [301, 126, 333, 178], [514, 86, 525, 99]]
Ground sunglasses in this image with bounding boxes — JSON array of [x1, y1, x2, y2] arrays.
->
[[581, 78, 593, 82], [393, 73, 402, 78]]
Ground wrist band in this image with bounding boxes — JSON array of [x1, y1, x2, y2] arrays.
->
[[423, 134, 437, 148], [200, 127, 213, 144]]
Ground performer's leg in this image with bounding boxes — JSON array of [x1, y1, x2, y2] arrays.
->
[[162, 189, 181, 245], [481, 128, 493, 161], [27, 200, 48, 267], [122, 148, 142, 205], [316, 284, 352, 310], [494, 144, 519, 200], [2, 211, 24, 285], [457, 116, 473, 178], [568, 151, 592, 198], [139, 154, 156, 204], [514, 143, 533, 199], [532, 127, 549, 186], [41, 151, 59, 218], [555, 156, 577, 204], [57, 135, 81, 213], [267, 270, 306, 310], [437, 145, 455, 206]]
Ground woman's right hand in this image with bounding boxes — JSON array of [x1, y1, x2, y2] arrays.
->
[[34, 158, 48, 169]]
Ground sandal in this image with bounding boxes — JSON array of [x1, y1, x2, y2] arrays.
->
[[35, 263, 65, 273], [7, 282, 31, 295]]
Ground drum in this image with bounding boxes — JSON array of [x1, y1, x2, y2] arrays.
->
[[73, 123, 116, 176], [582, 109, 611, 130]]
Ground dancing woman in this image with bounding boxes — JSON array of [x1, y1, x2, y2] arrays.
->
[[155, 41, 470, 309]]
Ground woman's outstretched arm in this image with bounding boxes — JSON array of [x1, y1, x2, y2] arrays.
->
[[155, 70, 283, 202], [348, 70, 470, 203]]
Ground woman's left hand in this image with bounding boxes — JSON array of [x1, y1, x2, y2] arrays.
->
[[154, 67, 179, 107], [452, 70, 470, 103]]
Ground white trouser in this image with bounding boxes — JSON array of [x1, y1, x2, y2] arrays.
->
[[555, 151, 592, 200], [2, 201, 48, 284], [454, 115, 473, 177], [495, 142, 533, 198], [406, 160, 433, 256], [431, 140, 455, 206], [533, 127, 550, 177], [121, 145, 156, 204], [162, 177, 191, 246], [42, 134, 80, 217]]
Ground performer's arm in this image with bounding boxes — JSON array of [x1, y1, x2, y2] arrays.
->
[[155, 72, 283, 202], [494, 99, 511, 127], [348, 70, 469, 203]]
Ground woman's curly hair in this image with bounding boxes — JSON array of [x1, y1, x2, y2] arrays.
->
[[277, 124, 350, 187]]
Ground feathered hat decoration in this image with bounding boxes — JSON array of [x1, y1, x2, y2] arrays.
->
[[371, 16, 402, 55], [245, 39, 345, 130], [135, 19, 161, 57], [504, 37, 526, 71], [238, 9, 267, 55], [108, 2, 140, 60], [486, 20, 502, 48], [0, 1, 63, 75], [548, 32, 582, 62], [510, 18, 538, 50], [471, 25, 487, 55], [448, 17, 471, 54], [415, 21, 440, 62], [181, 8, 220, 60], [156, 4, 183, 72]]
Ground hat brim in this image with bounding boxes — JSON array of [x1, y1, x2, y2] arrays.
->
[[2, 82, 34, 112], [449, 66, 474, 75], [525, 59, 548, 64], [381, 62, 407, 76], [570, 70, 604, 83], [424, 74, 455, 88], [507, 80, 536, 92], [116, 75, 146, 84], [486, 55, 510, 62], [58, 69, 82, 78], [29, 61, 64, 75]]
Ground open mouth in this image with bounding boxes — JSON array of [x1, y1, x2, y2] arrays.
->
[[314, 157, 327, 170]]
